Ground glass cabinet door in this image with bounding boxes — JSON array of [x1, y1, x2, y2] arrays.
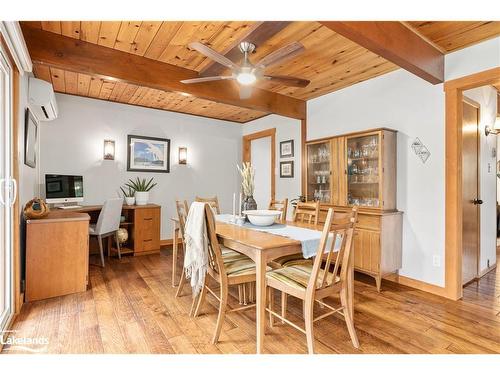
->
[[307, 141, 331, 203], [346, 133, 381, 208]]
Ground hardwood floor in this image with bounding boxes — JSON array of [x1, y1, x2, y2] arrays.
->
[[2, 248, 500, 354]]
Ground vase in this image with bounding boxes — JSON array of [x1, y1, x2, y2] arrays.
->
[[135, 191, 149, 206], [125, 196, 135, 206], [241, 195, 257, 215]]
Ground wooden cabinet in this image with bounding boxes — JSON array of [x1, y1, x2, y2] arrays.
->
[[307, 128, 402, 291], [133, 205, 161, 253], [306, 128, 397, 210], [25, 211, 90, 302], [71, 204, 161, 256]]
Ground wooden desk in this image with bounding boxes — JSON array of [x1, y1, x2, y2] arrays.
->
[[66, 204, 161, 256], [26, 211, 90, 302]]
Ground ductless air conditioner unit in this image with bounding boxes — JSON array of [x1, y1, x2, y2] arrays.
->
[[28, 77, 58, 121]]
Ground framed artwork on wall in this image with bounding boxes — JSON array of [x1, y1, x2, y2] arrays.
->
[[280, 139, 294, 158], [127, 135, 170, 173], [24, 108, 37, 168], [280, 161, 294, 178]]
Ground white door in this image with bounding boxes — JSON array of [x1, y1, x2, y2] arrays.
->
[[0, 44, 15, 334], [250, 136, 272, 209]]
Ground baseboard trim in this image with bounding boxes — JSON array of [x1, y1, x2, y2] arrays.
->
[[160, 238, 183, 247], [478, 263, 497, 278], [384, 273, 447, 298]]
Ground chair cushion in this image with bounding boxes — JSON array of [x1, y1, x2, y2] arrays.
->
[[220, 249, 271, 276], [270, 253, 311, 268], [221, 248, 248, 263], [266, 263, 338, 290]]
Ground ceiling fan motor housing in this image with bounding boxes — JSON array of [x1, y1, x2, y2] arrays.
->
[[239, 42, 256, 54]]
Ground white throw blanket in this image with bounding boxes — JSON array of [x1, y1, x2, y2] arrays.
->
[[183, 202, 209, 297]]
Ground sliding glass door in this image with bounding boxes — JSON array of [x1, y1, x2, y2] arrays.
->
[[0, 43, 14, 335]]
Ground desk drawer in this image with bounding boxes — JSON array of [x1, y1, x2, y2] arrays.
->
[[134, 207, 161, 253]]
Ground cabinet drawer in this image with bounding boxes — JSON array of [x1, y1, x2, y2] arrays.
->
[[134, 207, 161, 253], [357, 214, 380, 230]]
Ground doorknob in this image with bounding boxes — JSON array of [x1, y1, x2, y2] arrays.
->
[[472, 199, 483, 205]]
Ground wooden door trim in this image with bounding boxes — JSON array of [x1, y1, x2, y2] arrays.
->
[[242, 128, 276, 202], [444, 67, 500, 300]]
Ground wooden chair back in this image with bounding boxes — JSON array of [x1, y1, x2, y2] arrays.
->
[[203, 203, 228, 282], [308, 207, 357, 292], [195, 196, 221, 214], [175, 200, 189, 237], [293, 201, 320, 224], [269, 198, 288, 221]]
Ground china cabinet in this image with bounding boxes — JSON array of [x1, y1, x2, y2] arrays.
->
[[305, 128, 401, 291]]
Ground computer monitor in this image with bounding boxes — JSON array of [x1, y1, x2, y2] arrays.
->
[[45, 174, 84, 204]]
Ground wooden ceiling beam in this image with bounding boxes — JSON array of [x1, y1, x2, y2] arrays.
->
[[21, 25, 306, 120], [320, 21, 444, 84], [200, 21, 292, 77]]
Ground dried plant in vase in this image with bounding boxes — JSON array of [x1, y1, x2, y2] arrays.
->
[[237, 162, 257, 211]]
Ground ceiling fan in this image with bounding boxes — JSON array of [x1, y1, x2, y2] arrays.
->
[[180, 41, 310, 99]]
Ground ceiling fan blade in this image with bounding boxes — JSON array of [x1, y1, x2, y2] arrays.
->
[[255, 41, 305, 69], [189, 42, 240, 71], [239, 85, 253, 100], [180, 76, 234, 84], [263, 75, 310, 87]]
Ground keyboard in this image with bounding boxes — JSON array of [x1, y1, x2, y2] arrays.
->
[[57, 205, 82, 210]]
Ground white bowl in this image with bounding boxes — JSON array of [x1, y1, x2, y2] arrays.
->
[[242, 210, 281, 226]]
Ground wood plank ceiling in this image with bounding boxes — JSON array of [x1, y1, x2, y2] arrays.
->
[[23, 21, 500, 123]]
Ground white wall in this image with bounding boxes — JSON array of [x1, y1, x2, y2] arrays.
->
[[445, 37, 500, 80], [39, 94, 242, 240], [464, 86, 498, 272], [242, 115, 302, 219], [305, 37, 500, 287]]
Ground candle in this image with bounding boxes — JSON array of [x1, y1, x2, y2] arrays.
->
[[232, 193, 236, 217], [239, 192, 242, 216]]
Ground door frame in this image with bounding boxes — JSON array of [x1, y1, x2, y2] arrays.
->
[[444, 67, 500, 300], [242, 128, 276, 202], [461, 96, 481, 285], [0, 33, 21, 343]]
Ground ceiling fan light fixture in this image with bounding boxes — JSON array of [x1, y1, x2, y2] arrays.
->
[[236, 71, 257, 85]]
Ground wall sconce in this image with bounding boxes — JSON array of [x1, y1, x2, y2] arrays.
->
[[485, 116, 500, 136], [178, 147, 187, 165], [103, 139, 115, 160]]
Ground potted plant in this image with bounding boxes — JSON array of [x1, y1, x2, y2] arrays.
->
[[125, 177, 157, 206], [237, 162, 257, 211], [120, 185, 136, 206]]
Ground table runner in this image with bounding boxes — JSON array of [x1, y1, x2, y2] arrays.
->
[[216, 214, 341, 259]]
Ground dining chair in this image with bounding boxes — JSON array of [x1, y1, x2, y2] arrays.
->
[[191, 203, 265, 344], [269, 200, 321, 269], [89, 198, 123, 267], [195, 196, 221, 214], [269, 198, 289, 221], [176, 200, 247, 304], [174, 199, 189, 297], [265, 207, 359, 354], [293, 201, 320, 224]]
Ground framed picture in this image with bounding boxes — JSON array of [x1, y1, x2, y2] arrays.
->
[[280, 139, 294, 158], [127, 135, 170, 173], [280, 161, 294, 178], [24, 108, 37, 168]]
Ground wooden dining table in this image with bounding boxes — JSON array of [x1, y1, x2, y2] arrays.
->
[[171, 216, 355, 354]]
